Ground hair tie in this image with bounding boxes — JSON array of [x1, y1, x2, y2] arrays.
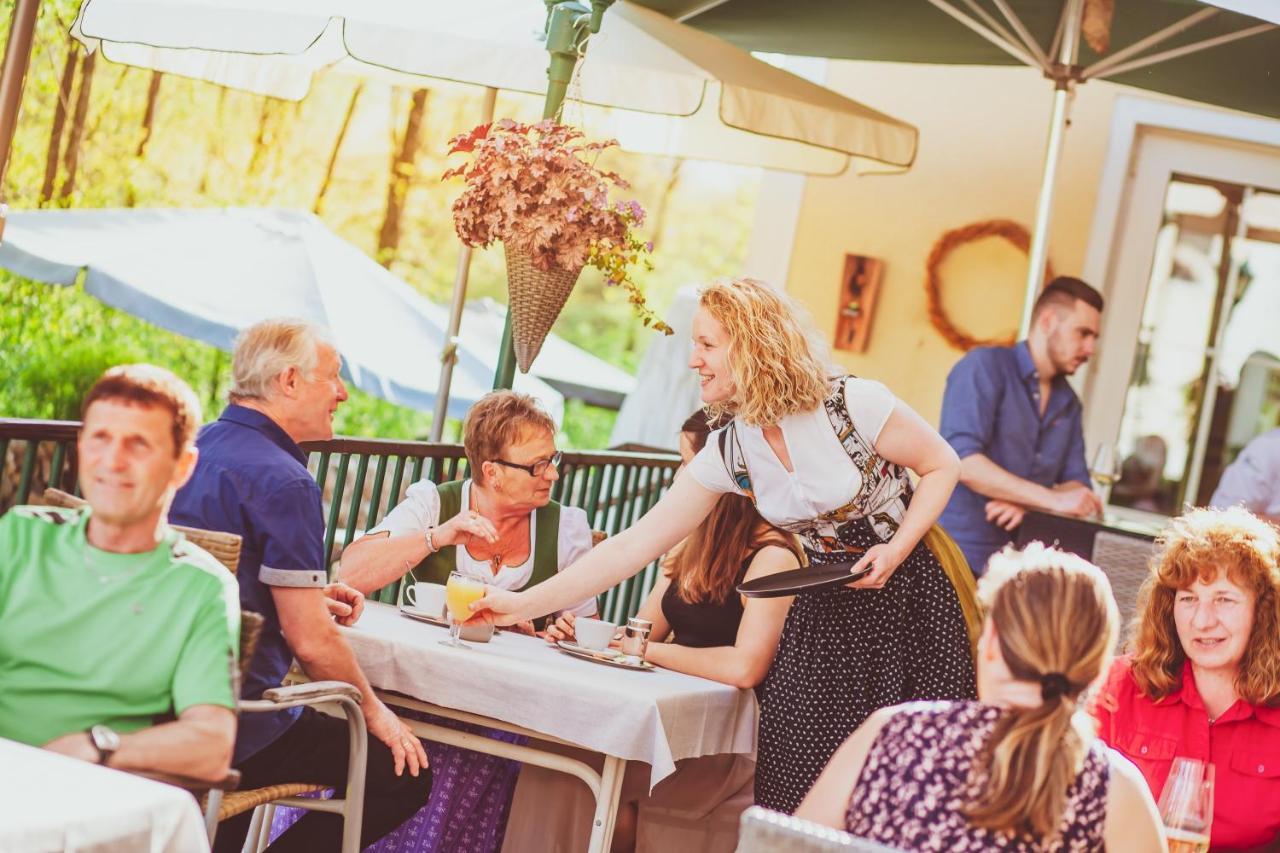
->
[[1040, 672, 1071, 702]]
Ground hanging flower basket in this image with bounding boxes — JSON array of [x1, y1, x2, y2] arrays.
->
[[504, 245, 583, 372], [444, 119, 671, 373]]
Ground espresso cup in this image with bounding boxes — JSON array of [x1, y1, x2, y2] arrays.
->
[[404, 581, 447, 618], [574, 617, 618, 651]]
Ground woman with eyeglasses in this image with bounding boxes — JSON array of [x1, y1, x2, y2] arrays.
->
[[342, 389, 596, 631], [278, 391, 595, 853]]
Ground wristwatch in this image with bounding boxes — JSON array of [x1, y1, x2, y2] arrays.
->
[[424, 527, 438, 554], [88, 724, 120, 765]]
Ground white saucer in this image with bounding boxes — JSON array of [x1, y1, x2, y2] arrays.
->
[[399, 606, 449, 628], [556, 640, 654, 671]]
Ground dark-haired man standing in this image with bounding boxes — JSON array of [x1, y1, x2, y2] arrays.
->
[[939, 277, 1106, 575]]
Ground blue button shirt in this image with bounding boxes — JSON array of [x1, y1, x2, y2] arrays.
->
[[938, 342, 1090, 575], [171, 405, 328, 763]]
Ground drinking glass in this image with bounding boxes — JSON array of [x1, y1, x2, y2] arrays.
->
[[1159, 758, 1214, 853], [441, 571, 486, 649], [1090, 443, 1122, 510]]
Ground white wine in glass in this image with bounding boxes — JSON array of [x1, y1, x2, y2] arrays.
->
[[1159, 758, 1213, 853], [1090, 443, 1122, 488]]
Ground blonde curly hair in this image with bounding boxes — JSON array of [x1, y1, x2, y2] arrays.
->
[[698, 278, 829, 426]]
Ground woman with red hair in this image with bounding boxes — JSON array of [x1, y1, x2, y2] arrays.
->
[[1092, 506, 1280, 851]]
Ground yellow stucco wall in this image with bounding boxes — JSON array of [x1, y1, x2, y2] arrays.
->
[[784, 61, 1135, 423]]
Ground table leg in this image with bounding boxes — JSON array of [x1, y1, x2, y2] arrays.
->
[[587, 755, 626, 853]]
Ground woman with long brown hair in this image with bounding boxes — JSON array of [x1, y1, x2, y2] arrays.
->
[[796, 543, 1163, 850], [548, 407, 803, 684], [540, 408, 802, 853], [1093, 506, 1280, 850]]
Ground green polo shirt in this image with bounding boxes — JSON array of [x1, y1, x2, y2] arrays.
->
[[0, 506, 239, 746]]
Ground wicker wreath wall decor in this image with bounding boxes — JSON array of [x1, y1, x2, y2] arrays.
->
[[925, 219, 1054, 351]]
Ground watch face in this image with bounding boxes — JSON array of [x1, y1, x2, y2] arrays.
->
[[91, 724, 120, 753]]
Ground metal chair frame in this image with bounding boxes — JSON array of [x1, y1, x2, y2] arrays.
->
[[40, 487, 368, 853]]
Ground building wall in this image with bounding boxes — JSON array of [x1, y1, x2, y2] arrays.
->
[[773, 60, 1139, 423]]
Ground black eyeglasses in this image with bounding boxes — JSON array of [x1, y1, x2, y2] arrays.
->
[[491, 451, 562, 478]]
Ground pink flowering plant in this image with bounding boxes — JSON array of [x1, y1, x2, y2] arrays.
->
[[444, 118, 672, 334]]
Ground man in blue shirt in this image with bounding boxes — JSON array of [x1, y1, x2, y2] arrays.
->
[[938, 277, 1106, 575], [172, 319, 430, 853]]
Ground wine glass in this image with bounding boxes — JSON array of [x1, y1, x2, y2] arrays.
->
[[441, 571, 485, 649], [1158, 758, 1214, 853], [1090, 443, 1122, 512]]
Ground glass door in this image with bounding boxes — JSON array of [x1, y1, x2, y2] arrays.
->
[[1111, 180, 1280, 515]]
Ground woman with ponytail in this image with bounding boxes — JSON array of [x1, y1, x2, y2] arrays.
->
[[796, 543, 1164, 850]]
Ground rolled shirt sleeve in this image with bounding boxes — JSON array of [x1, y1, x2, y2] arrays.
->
[[172, 569, 241, 714], [940, 351, 1001, 461], [555, 506, 598, 617], [258, 480, 329, 588], [363, 479, 443, 539]]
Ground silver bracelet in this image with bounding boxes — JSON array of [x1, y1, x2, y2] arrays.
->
[[424, 527, 438, 554]]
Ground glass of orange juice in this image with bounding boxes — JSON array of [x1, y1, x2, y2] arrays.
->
[[441, 571, 486, 649]]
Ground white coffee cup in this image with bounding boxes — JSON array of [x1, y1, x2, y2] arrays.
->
[[403, 581, 447, 617], [574, 617, 618, 651]]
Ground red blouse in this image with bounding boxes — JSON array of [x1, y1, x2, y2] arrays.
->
[[1092, 655, 1280, 851]]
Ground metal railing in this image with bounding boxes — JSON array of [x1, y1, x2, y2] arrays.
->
[[0, 419, 680, 623], [0, 419, 81, 507]]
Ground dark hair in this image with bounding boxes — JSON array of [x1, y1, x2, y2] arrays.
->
[[667, 408, 801, 603], [1031, 276, 1104, 319], [680, 408, 734, 438], [82, 364, 203, 456]]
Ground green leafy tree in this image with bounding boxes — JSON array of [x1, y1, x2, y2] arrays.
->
[[0, 6, 759, 447]]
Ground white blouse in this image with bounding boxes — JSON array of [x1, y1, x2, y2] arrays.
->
[[363, 479, 597, 616], [687, 377, 898, 531]]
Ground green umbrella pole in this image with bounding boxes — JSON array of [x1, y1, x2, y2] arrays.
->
[[493, 0, 615, 390], [493, 309, 519, 390]]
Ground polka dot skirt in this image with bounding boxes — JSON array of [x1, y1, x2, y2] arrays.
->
[[754, 515, 977, 814]]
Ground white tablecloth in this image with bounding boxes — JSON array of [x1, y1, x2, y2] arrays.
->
[[342, 603, 758, 788], [0, 738, 208, 853]]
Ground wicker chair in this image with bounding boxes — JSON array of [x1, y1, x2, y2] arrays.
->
[[1091, 530, 1157, 640], [736, 806, 906, 852], [41, 488, 369, 853]]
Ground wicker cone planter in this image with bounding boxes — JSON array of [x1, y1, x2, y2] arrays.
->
[[504, 244, 583, 372]]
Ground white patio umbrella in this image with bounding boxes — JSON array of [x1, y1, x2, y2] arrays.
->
[[460, 298, 636, 410], [608, 286, 702, 451], [70, 0, 918, 176], [60, 0, 920, 436], [0, 207, 565, 424]]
